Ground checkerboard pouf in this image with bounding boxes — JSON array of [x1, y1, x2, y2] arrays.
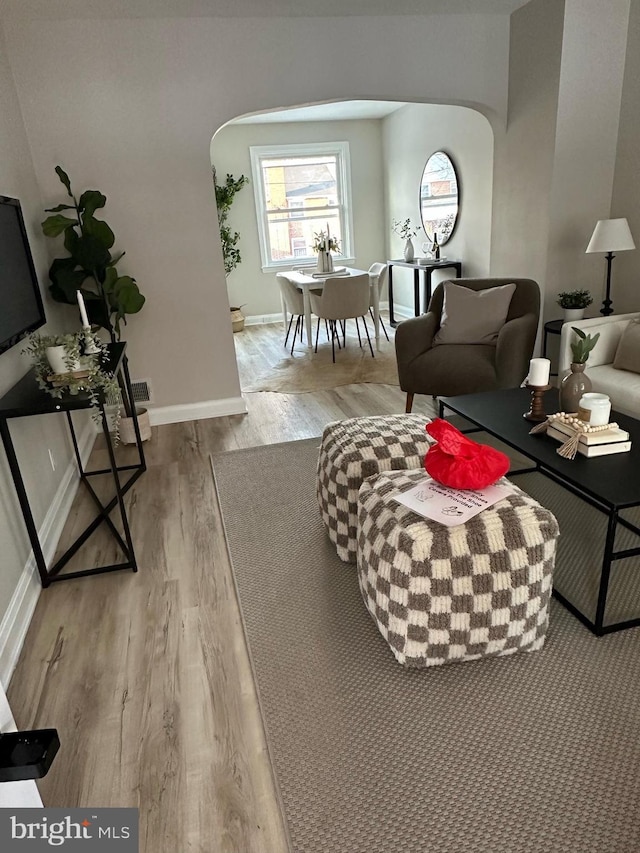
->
[[357, 469, 559, 667], [316, 415, 433, 563]]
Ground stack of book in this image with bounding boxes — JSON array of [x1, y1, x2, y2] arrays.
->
[[547, 421, 631, 457]]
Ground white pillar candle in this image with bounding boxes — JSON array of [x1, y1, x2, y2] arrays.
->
[[76, 289, 90, 328], [528, 357, 551, 386]]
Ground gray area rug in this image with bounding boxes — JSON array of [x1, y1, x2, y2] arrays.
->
[[212, 438, 640, 853]]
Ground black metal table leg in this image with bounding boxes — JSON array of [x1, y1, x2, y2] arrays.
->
[[594, 510, 618, 634], [120, 355, 147, 473], [413, 268, 420, 316], [388, 265, 396, 326], [100, 403, 138, 573], [0, 420, 50, 587]]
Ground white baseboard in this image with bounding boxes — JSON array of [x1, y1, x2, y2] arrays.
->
[[245, 312, 283, 326], [246, 305, 398, 327], [389, 303, 414, 320], [0, 421, 96, 690], [148, 396, 247, 426]]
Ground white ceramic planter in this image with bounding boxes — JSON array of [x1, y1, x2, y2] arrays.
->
[[563, 308, 585, 322], [403, 238, 415, 263], [45, 345, 81, 374]]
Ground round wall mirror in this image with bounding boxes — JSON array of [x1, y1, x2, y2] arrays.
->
[[419, 151, 459, 245]]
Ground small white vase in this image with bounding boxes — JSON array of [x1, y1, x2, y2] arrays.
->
[[46, 345, 81, 375], [317, 249, 332, 273], [563, 308, 585, 322], [404, 238, 415, 263]]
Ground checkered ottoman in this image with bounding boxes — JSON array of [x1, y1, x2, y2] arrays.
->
[[316, 415, 433, 563], [357, 469, 559, 667]]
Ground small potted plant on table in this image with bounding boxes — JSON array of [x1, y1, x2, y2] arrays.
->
[[24, 330, 122, 440], [559, 327, 601, 412], [557, 289, 593, 321]]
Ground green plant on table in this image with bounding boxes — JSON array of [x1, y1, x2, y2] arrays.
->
[[570, 327, 600, 364], [23, 331, 122, 441], [41, 167, 145, 341], [557, 289, 593, 309]]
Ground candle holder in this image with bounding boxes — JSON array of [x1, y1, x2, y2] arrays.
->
[[523, 383, 551, 422], [82, 326, 101, 355]]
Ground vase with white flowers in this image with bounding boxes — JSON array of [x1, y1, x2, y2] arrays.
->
[[312, 228, 340, 273], [392, 218, 420, 262]]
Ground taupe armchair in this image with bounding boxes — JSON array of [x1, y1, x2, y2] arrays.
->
[[395, 277, 540, 412]]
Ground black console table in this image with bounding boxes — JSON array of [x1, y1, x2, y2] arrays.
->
[[542, 318, 565, 378], [387, 258, 463, 326], [0, 343, 146, 586]]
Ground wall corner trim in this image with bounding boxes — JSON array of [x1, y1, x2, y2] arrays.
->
[[148, 396, 247, 426], [0, 421, 96, 691]]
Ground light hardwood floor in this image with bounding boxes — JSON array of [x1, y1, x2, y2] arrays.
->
[[7, 321, 434, 852]]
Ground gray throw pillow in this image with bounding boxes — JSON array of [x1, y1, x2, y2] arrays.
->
[[613, 318, 640, 373], [433, 282, 516, 346]]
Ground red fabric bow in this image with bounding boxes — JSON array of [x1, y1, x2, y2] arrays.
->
[[424, 418, 510, 490]]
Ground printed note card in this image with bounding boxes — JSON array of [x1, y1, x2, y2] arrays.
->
[[393, 477, 514, 527]]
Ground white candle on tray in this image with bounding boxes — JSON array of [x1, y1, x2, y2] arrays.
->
[[528, 357, 551, 386], [76, 289, 90, 328]]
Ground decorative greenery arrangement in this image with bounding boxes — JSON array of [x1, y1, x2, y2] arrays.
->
[[570, 327, 600, 364], [312, 230, 340, 253], [214, 170, 249, 276], [392, 218, 419, 240], [41, 167, 145, 341], [557, 289, 593, 309], [23, 331, 122, 439]]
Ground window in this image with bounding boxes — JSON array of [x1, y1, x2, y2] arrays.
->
[[250, 142, 353, 270]]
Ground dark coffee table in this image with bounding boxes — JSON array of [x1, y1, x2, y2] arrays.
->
[[439, 387, 640, 636]]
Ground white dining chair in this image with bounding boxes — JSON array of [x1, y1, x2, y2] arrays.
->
[[278, 277, 309, 355], [309, 274, 374, 362], [368, 262, 390, 342]]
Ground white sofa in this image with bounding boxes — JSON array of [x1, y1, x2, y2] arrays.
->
[[559, 312, 640, 418]]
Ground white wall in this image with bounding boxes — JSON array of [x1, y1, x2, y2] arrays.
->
[[490, 0, 565, 300], [0, 21, 88, 681], [611, 0, 640, 313], [492, 0, 633, 331], [544, 0, 630, 321], [382, 103, 494, 312], [211, 119, 386, 318], [2, 12, 511, 410]]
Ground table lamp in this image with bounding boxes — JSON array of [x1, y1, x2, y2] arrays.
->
[[585, 217, 636, 316]]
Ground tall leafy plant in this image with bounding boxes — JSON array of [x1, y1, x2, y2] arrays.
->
[[41, 167, 145, 340], [213, 169, 248, 276]]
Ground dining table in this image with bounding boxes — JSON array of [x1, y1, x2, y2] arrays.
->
[[276, 267, 380, 351]]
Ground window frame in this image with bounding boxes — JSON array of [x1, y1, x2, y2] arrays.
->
[[250, 141, 354, 271]]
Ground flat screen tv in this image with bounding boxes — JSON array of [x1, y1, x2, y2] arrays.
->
[[0, 195, 46, 355]]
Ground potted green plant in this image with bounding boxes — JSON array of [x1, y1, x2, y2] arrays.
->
[[41, 167, 145, 342], [213, 169, 249, 329], [557, 289, 593, 321], [559, 327, 601, 412], [23, 330, 122, 440]]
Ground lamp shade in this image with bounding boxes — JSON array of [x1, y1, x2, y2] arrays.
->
[[586, 218, 636, 254]]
